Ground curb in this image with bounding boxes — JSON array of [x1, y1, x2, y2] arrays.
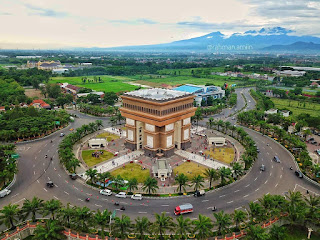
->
[[5, 174, 16, 190]]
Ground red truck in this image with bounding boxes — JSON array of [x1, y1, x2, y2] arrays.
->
[[174, 203, 193, 215]]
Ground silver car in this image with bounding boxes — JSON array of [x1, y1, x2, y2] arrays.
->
[[115, 192, 127, 198]]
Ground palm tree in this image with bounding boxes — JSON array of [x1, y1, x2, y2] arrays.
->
[[213, 210, 232, 236], [304, 194, 320, 224], [67, 158, 80, 173], [94, 209, 110, 239], [95, 120, 103, 130], [42, 199, 62, 220], [33, 219, 66, 240], [113, 215, 132, 239], [246, 225, 270, 240], [241, 154, 253, 170], [135, 216, 151, 239], [192, 214, 213, 240], [232, 162, 244, 179], [204, 168, 219, 189], [231, 209, 247, 231], [217, 120, 224, 132], [191, 174, 204, 191], [248, 202, 263, 224], [97, 171, 111, 189], [175, 173, 189, 194], [285, 191, 306, 226], [112, 174, 124, 191], [85, 168, 98, 184], [224, 121, 231, 134], [142, 176, 159, 194], [153, 212, 175, 240], [269, 224, 287, 240], [0, 204, 19, 229], [127, 178, 139, 193], [57, 203, 74, 228], [73, 206, 93, 232], [219, 167, 232, 186], [175, 215, 192, 239], [21, 197, 44, 222]]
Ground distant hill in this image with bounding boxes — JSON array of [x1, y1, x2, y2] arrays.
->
[[76, 27, 320, 53], [261, 41, 320, 52]]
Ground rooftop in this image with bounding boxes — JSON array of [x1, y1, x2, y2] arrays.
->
[[124, 88, 191, 101], [174, 85, 202, 93]]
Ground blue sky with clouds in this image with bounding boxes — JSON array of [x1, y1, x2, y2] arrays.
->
[[0, 0, 319, 49]]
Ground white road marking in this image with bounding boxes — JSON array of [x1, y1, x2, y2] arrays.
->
[[165, 212, 170, 214], [255, 188, 260, 192], [78, 198, 83, 202], [11, 193, 19, 198], [13, 198, 26, 205], [265, 180, 268, 184], [254, 177, 258, 181], [245, 184, 250, 188], [234, 190, 240, 192], [267, 152, 269, 155], [243, 194, 249, 198], [64, 191, 69, 195], [43, 188, 48, 192], [227, 201, 233, 204], [280, 175, 282, 179], [272, 165, 273, 169], [161, 205, 169, 206], [275, 183, 278, 188], [44, 143, 47, 147], [36, 180, 39, 183], [33, 164, 35, 168], [52, 144, 55, 147], [44, 169, 46, 172], [35, 156, 37, 160], [54, 184, 58, 188], [202, 200, 209, 202], [219, 195, 226, 198], [48, 177, 50, 180], [33, 171, 35, 175], [139, 212, 147, 214], [282, 167, 283, 170], [74, 187, 78, 190], [54, 196, 59, 200], [235, 207, 242, 210], [58, 174, 61, 177], [38, 150, 41, 153], [253, 200, 258, 203], [95, 204, 102, 207], [270, 173, 272, 176]]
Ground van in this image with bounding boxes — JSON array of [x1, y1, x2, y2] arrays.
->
[[273, 156, 280, 163]]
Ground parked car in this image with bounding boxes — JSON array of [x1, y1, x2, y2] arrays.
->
[[295, 170, 303, 178], [0, 189, 11, 198], [310, 141, 318, 145], [100, 189, 112, 196], [69, 173, 77, 180], [131, 194, 143, 200], [115, 192, 127, 198], [260, 164, 265, 171], [194, 190, 205, 197], [273, 156, 280, 163], [46, 181, 54, 188], [60, 133, 65, 137]]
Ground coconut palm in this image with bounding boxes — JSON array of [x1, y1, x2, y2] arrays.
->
[[94, 209, 110, 239], [241, 154, 253, 170], [127, 178, 138, 193], [219, 167, 232, 186], [232, 162, 244, 179], [67, 158, 80, 173], [57, 203, 74, 228], [142, 176, 159, 194], [175, 215, 192, 239], [97, 171, 111, 189], [113, 215, 132, 239], [73, 206, 93, 232], [33, 219, 66, 240], [135, 216, 151, 239], [304, 194, 320, 224], [85, 168, 98, 184], [269, 224, 287, 240], [42, 199, 62, 220], [232, 209, 247, 231], [192, 214, 213, 240], [95, 120, 104, 130], [21, 197, 44, 222], [204, 168, 219, 189], [153, 212, 175, 240], [246, 225, 270, 240], [217, 120, 224, 132], [0, 204, 20, 229], [213, 210, 232, 236], [248, 202, 263, 224], [175, 173, 189, 194], [191, 174, 204, 191]]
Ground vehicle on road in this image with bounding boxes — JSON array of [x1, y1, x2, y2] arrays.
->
[[100, 189, 112, 196], [273, 156, 280, 163], [69, 173, 77, 180], [210, 206, 217, 211], [260, 164, 265, 171], [85, 197, 90, 202], [131, 194, 143, 200], [295, 170, 303, 178], [60, 133, 65, 137], [120, 206, 126, 211], [0, 189, 11, 198], [115, 192, 127, 198], [114, 201, 119, 206], [174, 203, 193, 215], [194, 190, 205, 197], [46, 181, 54, 188]]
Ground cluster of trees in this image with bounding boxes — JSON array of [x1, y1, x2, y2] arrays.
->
[[250, 90, 274, 111], [1, 192, 318, 239], [278, 71, 320, 87], [58, 120, 103, 173], [77, 92, 118, 106], [0, 145, 17, 188], [207, 118, 258, 170], [237, 109, 319, 183], [0, 78, 27, 106], [0, 107, 70, 142]]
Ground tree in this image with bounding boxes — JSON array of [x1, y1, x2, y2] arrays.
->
[[135, 216, 151, 239], [232, 162, 244, 179], [232, 210, 247, 231], [192, 214, 213, 240], [104, 92, 118, 106], [142, 176, 159, 194], [213, 210, 232, 236], [113, 215, 132, 239], [191, 175, 204, 191], [175, 215, 192, 239], [85, 168, 98, 184], [57, 203, 74, 228], [153, 212, 175, 240], [97, 171, 111, 189], [33, 220, 66, 240], [175, 173, 189, 194], [204, 168, 219, 189], [94, 209, 110, 239], [67, 158, 80, 173], [127, 178, 138, 193], [21, 197, 44, 222], [219, 167, 232, 186], [246, 225, 269, 240], [73, 206, 92, 232], [42, 199, 62, 220], [269, 224, 287, 240], [0, 204, 19, 229], [192, 107, 203, 126]]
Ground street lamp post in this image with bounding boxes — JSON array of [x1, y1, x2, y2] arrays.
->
[[308, 228, 313, 239]]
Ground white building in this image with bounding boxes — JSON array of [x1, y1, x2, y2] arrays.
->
[[207, 137, 226, 147], [152, 159, 172, 180], [88, 138, 107, 148], [264, 109, 278, 115], [280, 110, 290, 117]]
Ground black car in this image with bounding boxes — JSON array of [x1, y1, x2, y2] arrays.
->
[[295, 171, 303, 178], [69, 173, 77, 180], [46, 181, 54, 187]]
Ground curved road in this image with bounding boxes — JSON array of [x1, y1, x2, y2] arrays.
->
[[1, 88, 319, 221]]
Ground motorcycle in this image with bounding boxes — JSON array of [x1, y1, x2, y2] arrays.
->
[[85, 198, 90, 202], [120, 206, 125, 211], [211, 206, 217, 212], [114, 202, 119, 206]]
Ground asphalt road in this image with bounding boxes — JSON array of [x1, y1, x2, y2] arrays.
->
[[1, 88, 319, 221]]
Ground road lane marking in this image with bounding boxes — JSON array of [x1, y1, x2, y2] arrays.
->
[[161, 205, 169, 206], [36, 180, 39, 183], [219, 195, 226, 198], [254, 177, 258, 181], [282, 167, 283, 170], [64, 191, 69, 195], [78, 198, 83, 202], [245, 184, 250, 188], [48, 177, 50, 180], [33, 164, 35, 168], [102, 198, 109, 201], [275, 183, 278, 188], [270, 173, 272, 176], [13, 198, 26, 204], [52, 144, 55, 147], [243, 194, 249, 198], [54, 184, 58, 187], [139, 212, 147, 214], [272, 165, 273, 169], [280, 175, 282, 179], [267, 152, 269, 155], [35, 156, 37, 160], [202, 200, 209, 202], [74, 187, 78, 190], [38, 150, 41, 153], [227, 201, 233, 204], [54, 196, 59, 200], [43, 188, 48, 192], [265, 180, 268, 184], [234, 190, 240, 192], [58, 174, 61, 177], [44, 143, 47, 147], [235, 207, 242, 210], [253, 200, 258, 203], [34, 171, 35, 175], [95, 204, 102, 207], [255, 188, 260, 192], [11, 193, 19, 198]]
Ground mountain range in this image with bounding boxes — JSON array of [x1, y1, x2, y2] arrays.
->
[[81, 27, 320, 53]]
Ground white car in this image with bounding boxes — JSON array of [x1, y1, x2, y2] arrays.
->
[[100, 189, 112, 196], [115, 192, 127, 198], [131, 194, 143, 200]]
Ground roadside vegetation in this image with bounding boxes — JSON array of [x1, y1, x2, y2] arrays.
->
[[0, 145, 17, 189]]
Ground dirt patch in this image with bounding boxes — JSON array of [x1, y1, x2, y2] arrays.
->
[[24, 88, 43, 99]]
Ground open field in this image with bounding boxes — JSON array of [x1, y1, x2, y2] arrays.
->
[[110, 163, 150, 183], [24, 88, 43, 98], [158, 67, 226, 75], [82, 150, 114, 167], [271, 97, 320, 117], [204, 147, 235, 164], [95, 132, 120, 141], [49, 75, 138, 93], [173, 161, 207, 179]]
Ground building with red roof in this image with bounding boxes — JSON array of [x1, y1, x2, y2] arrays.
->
[[30, 100, 51, 109]]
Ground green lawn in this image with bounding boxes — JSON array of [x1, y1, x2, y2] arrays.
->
[[95, 132, 120, 141], [110, 163, 150, 183], [271, 97, 320, 117], [173, 161, 207, 179], [204, 147, 235, 164], [82, 150, 114, 167], [49, 75, 138, 93]]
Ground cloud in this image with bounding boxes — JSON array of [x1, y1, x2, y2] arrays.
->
[[109, 18, 157, 25], [0, 12, 12, 16], [177, 20, 261, 31], [24, 4, 68, 18]]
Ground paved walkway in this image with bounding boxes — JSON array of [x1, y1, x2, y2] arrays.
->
[[104, 127, 126, 137], [175, 150, 228, 169]]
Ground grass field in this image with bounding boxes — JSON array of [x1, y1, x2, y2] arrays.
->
[[158, 67, 226, 75], [49, 75, 138, 93], [173, 161, 207, 179], [82, 150, 114, 167], [204, 147, 235, 164], [110, 163, 150, 183], [95, 132, 120, 141], [271, 97, 320, 117]]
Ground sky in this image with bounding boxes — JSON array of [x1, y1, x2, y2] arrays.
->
[[0, 0, 319, 49]]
